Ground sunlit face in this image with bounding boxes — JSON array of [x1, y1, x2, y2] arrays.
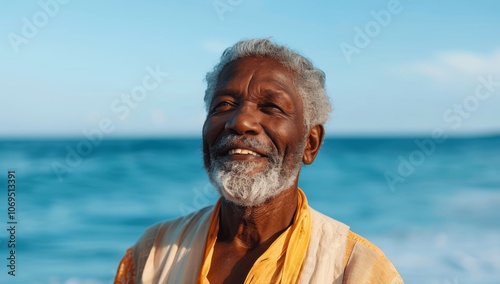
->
[[202, 56, 307, 207]]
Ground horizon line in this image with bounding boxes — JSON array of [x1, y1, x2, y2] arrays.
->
[[1, 132, 499, 141]]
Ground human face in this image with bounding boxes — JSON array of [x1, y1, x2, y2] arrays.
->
[[202, 56, 307, 206]]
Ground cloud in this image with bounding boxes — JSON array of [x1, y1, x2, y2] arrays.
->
[[408, 49, 500, 83]]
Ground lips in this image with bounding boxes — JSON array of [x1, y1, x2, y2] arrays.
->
[[228, 148, 262, 157], [211, 135, 272, 161]]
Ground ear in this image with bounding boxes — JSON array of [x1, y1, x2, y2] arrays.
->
[[302, 125, 325, 165]]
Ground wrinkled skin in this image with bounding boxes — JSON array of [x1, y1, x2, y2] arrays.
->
[[202, 56, 324, 284]]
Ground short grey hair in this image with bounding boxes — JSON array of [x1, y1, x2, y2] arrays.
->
[[204, 38, 332, 130]]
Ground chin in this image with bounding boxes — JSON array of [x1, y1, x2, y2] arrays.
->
[[209, 164, 297, 208], [218, 188, 279, 207]]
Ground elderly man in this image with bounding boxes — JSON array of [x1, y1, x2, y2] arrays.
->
[[114, 38, 403, 283]]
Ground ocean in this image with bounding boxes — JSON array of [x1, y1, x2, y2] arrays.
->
[[0, 137, 499, 284]]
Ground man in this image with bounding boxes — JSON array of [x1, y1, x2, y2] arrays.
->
[[114, 38, 403, 284]]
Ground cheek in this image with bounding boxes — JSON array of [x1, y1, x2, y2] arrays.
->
[[202, 119, 210, 139], [202, 118, 218, 169], [267, 118, 305, 143], [202, 116, 226, 147], [266, 116, 294, 133], [202, 118, 216, 142], [267, 122, 306, 164], [202, 137, 211, 169]]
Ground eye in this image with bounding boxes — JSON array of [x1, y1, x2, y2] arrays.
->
[[211, 101, 235, 113], [261, 102, 284, 114]]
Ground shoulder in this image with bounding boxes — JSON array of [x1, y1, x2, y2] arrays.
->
[[309, 207, 349, 230], [343, 231, 403, 283], [345, 231, 388, 261], [307, 207, 403, 283], [130, 206, 215, 281], [134, 206, 214, 250], [300, 208, 351, 282], [308, 207, 351, 243]]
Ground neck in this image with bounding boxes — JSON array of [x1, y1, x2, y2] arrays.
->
[[217, 186, 298, 249]]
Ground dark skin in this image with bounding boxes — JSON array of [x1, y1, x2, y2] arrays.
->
[[202, 56, 325, 284]]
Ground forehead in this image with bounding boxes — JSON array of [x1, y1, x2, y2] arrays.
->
[[215, 56, 299, 97]]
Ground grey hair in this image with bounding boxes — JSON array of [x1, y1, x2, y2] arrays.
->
[[204, 38, 332, 130]]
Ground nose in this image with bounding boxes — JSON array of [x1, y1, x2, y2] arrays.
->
[[225, 105, 262, 135]]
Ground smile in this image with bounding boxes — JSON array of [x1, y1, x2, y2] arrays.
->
[[228, 148, 262, 157]]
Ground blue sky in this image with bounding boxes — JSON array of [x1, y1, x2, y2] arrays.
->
[[1, 0, 499, 137]]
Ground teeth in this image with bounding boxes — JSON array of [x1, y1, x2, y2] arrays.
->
[[229, 148, 260, 156]]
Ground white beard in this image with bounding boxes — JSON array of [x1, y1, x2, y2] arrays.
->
[[209, 159, 299, 207], [206, 136, 304, 207]]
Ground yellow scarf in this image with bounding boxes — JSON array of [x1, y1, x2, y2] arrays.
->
[[198, 189, 312, 284]]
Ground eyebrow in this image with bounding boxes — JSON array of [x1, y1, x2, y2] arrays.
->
[[212, 89, 238, 98], [260, 88, 293, 101]]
